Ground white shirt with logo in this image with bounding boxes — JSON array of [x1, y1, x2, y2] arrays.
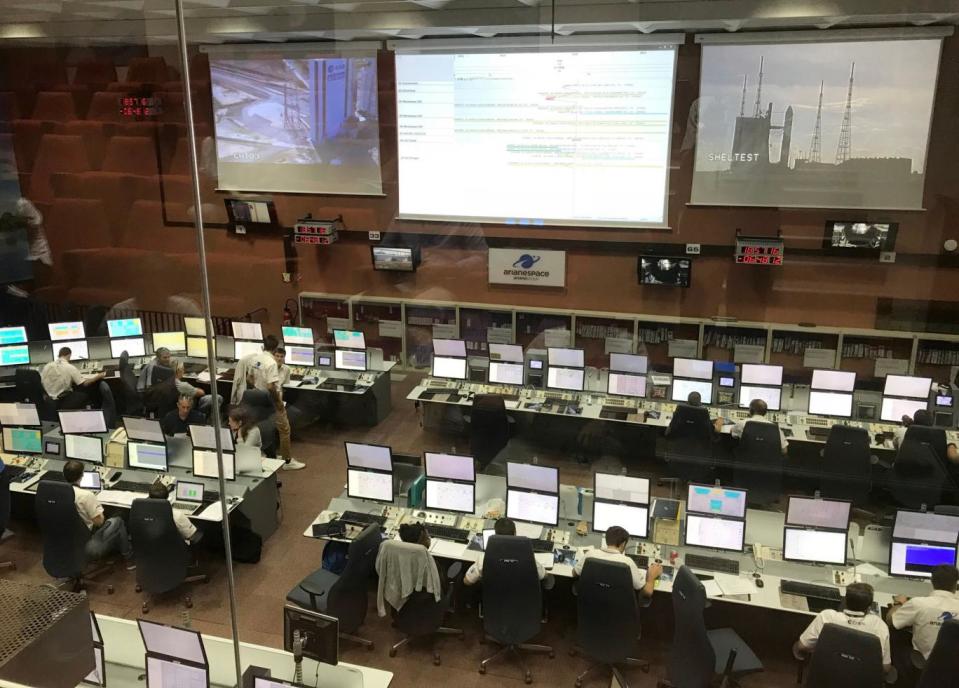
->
[[799, 608, 891, 665], [573, 546, 647, 591], [891, 589, 959, 659]]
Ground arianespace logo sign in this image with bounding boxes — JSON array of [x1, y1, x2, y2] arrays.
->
[[489, 248, 566, 287]]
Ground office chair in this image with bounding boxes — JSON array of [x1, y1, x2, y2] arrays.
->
[[0, 469, 16, 571], [468, 394, 511, 472], [820, 425, 872, 504], [659, 566, 762, 688], [117, 350, 143, 417], [14, 369, 58, 422], [891, 428, 947, 509], [142, 376, 179, 419], [572, 559, 649, 688], [799, 623, 884, 688], [916, 619, 959, 688], [240, 389, 279, 457], [35, 482, 115, 593], [376, 541, 463, 665], [734, 421, 785, 506], [286, 523, 382, 648], [128, 498, 208, 614], [664, 404, 716, 484], [478, 534, 554, 684]]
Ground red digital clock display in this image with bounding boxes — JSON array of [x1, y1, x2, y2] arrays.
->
[[736, 254, 784, 265], [735, 237, 784, 266], [119, 96, 162, 118]]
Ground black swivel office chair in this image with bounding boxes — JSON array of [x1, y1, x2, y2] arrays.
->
[[128, 498, 208, 614], [14, 369, 57, 422], [573, 559, 649, 688], [468, 394, 511, 472], [117, 351, 143, 417], [478, 534, 554, 684], [820, 425, 872, 503], [142, 375, 179, 419], [0, 469, 16, 571], [34, 482, 115, 593], [916, 619, 959, 688], [659, 565, 762, 688], [891, 427, 947, 509], [734, 421, 785, 506], [800, 623, 884, 688], [286, 523, 382, 648], [664, 404, 716, 484], [240, 389, 279, 457]]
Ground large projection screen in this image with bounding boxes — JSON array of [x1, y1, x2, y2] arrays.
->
[[691, 34, 942, 210], [395, 46, 678, 227], [206, 46, 383, 195]]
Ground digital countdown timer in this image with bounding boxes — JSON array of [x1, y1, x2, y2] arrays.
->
[[118, 96, 162, 118], [735, 236, 784, 265]]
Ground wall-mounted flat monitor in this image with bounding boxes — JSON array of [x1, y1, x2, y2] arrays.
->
[[371, 245, 420, 272], [231, 321, 263, 341], [432, 338, 466, 358], [740, 364, 783, 387], [639, 255, 691, 287], [824, 221, 898, 255], [671, 378, 713, 405], [546, 366, 585, 392], [609, 353, 648, 374], [808, 390, 854, 418], [110, 338, 145, 358], [811, 369, 856, 392], [488, 343, 523, 363], [225, 197, 278, 232], [49, 321, 85, 342], [547, 347, 585, 368], [151, 331, 186, 353], [332, 329, 365, 349], [431, 355, 466, 380], [673, 358, 713, 380], [282, 326, 314, 346], [883, 375, 933, 399], [737, 385, 782, 411], [334, 349, 367, 372], [107, 318, 143, 338]]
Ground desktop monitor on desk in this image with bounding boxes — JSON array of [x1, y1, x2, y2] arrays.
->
[[782, 496, 851, 566], [231, 321, 263, 342], [49, 321, 85, 342], [128, 440, 169, 472], [431, 355, 466, 380], [489, 343, 524, 363], [283, 605, 339, 666], [334, 348, 367, 372], [548, 347, 585, 368], [808, 390, 854, 418], [0, 325, 27, 345], [547, 366, 585, 392], [106, 318, 142, 338], [151, 331, 186, 354], [592, 473, 650, 537], [50, 340, 89, 360], [506, 461, 560, 527], [0, 344, 30, 367], [345, 442, 392, 471], [286, 345, 315, 367], [424, 451, 477, 513], [811, 369, 856, 392], [233, 339, 262, 361], [673, 358, 713, 381], [192, 448, 236, 481], [684, 483, 748, 553], [186, 336, 214, 359], [333, 329, 366, 350], [0, 402, 40, 427], [82, 613, 105, 687], [883, 375, 933, 399], [58, 409, 107, 435], [65, 434, 103, 464], [184, 317, 206, 337], [347, 467, 393, 503], [110, 337, 145, 358], [737, 385, 782, 411], [433, 338, 467, 358], [609, 353, 648, 375], [190, 424, 235, 452], [123, 416, 165, 444], [608, 372, 647, 398], [889, 510, 959, 578], [880, 397, 928, 423], [687, 483, 747, 518], [138, 619, 208, 666], [282, 326, 314, 346], [489, 360, 524, 385], [740, 364, 783, 387], [1, 426, 42, 455], [671, 378, 713, 405], [425, 451, 475, 482]]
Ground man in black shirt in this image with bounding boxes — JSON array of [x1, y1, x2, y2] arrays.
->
[[161, 395, 206, 436]]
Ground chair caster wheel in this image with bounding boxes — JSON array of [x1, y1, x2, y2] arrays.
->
[[107, 585, 114, 595], [141, 603, 149, 614], [524, 671, 532, 684], [479, 666, 486, 675], [389, 649, 397, 658], [135, 584, 142, 593], [433, 654, 441, 666], [548, 651, 555, 659]]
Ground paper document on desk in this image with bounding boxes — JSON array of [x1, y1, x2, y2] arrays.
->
[[97, 490, 141, 506], [535, 552, 554, 570], [714, 574, 755, 597], [702, 580, 724, 598], [505, 400, 520, 410], [199, 501, 223, 520], [196, 371, 212, 383], [430, 539, 467, 559]]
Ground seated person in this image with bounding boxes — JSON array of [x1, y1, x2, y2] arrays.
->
[[147, 483, 199, 545], [228, 406, 262, 449], [731, 398, 788, 454], [665, 391, 720, 436], [887, 564, 959, 670], [398, 521, 430, 548], [41, 346, 116, 427], [794, 582, 892, 678], [464, 517, 546, 585], [161, 395, 206, 436], [63, 460, 133, 566], [894, 409, 935, 450], [573, 525, 662, 597], [137, 347, 173, 392], [174, 362, 220, 419]]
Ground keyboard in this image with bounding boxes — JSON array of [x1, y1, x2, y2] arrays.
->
[[780, 580, 842, 601], [340, 510, 387, 527], [807, 426, 832, 439], [109, 479, 156, 493], [530, 538, 555, 553], [2, 465, 26, 480], [322, 378, 356, 388], [684, 553, 741, 575], [626, 554, 675, 577], [202, 490, 220, 504], [425, 524, 471, 543], [172, 501, 200, 512]]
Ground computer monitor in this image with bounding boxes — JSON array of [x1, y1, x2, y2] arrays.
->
[[936, 394, 954, 408], [49, 321, 85, 341], [231, 321, 263, 341], [673, 358, 713, 380], [811, 369, 856, 392], [433, 338, 466, 357], [594, 472, 650, 505], [51, 340, 89, 360], [189, 424, 235, 451], [546, 366, 585, 392], [431, 355, 466, 380], [638, 255, 692, 287], [783, 528, 848, 565], [424, 451, 475, 481], [285, 345, 314, 367], [670, 378, 713, 405], [507, 462, 559, 494], [0, 325, 27, 345], [737, 385, 782, 411], [547, 347, 585, 368], [425, 479, 475, 514], [0, 344, 30, 367], [607, 372, 647, 398], [345, 442, 392, 471], [0, 402, 40, 427], [883, 375, 932, 399], [718, 376, 735, 388], [82, 645, 105, 687], [889, 510, 959, 578], [176, 481, 205, 503], [317, 354, 332, 367], [128, 441, 169, 472], [192, 449, 236, 481], [346, 468, 393, 503], [506, 488, 559, 526], [59, 409, 107, 435], [740, 364, 783, 386], [106, 318, 143, 338], [80, 471, 102, 491], [889, 543, 958, 579], [234, 339, 262, 360], [152, 331, 186, 353], [333, 329, 365, 349], [686, 483, 747, 518], [786, 496, 851, 530], [283, 605, 338, 666], [110, 337, 145, 358], [684, 513, 745, 553], [186, 337, 213, 359], [592, 501, 649, 538], [183, 317, 206, 337], [65, 434, 103, 464], [371, 245, 419, 273], [609, 353, 648, 374], [253, 677, 309, 688], [334, 349, 366, 372], [488, 343, 523, 363], [808, 390, 854, 418], [122, 416, 165, 443], [145, 655, 208, 687], [489, 360, 524, 385], [1, 427, 42, 454], [881, 397, 928, 423], [137, 619, 207, 666], [282, 326, 314, 346]]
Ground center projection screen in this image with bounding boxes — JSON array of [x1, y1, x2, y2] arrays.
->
[[395, 47, 678, 227], [208, 49, 383, 195], [691, 36, 942, 210]]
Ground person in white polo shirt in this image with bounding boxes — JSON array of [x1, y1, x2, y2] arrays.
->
[[573, 525, 662, 598], [794, 582, 892, 678], [887, 564, 959, 677]]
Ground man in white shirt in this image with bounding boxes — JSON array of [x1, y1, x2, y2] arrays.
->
[[573, 526, 662, 598], [41, 346, 116, 427], [731, 398, 788, 454], [148, 483, 199, 544], [230, 335, 281, 406], [794, 583, 892, 677], [464, 518, 547, 585], [63, 461, 133, 564], [888, 564, 959, 668]]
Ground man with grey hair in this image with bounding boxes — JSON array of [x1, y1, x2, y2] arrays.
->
[[160, 395, 206, 436], [174, 361, 220, 420], [137, 347, 174, 391]]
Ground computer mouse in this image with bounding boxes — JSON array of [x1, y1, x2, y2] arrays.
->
[[755, 578, 764, 588]]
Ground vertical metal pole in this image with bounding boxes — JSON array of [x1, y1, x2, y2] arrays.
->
[[172, 1, 244, 684]]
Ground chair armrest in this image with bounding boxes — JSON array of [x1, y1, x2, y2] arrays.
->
[[446, 561, 463, 581]]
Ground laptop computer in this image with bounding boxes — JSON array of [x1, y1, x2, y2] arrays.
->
[[80, 471, 102, 492], [171, 481, 204, 515]]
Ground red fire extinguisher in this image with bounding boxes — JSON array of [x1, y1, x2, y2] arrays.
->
[[282, 299, 297, 327]]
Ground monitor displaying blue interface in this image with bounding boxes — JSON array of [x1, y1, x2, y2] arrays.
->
[[2, 427, 42, 454], [890, 542, 957, 578], [0, 344, 30, 367], [686, 484, 747, 518], [333, 329, 366, 349], [890, 509, 959, 578], [0, 326, 27, 345], [107, 318, 143, 338]]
